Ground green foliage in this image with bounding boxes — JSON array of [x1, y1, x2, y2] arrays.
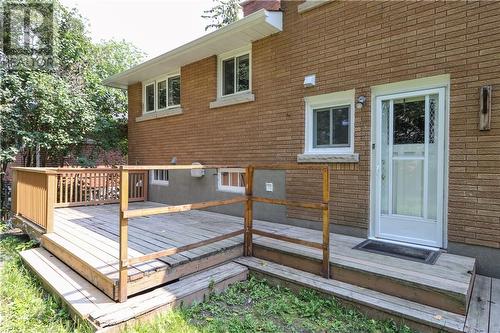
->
[[0, 0, 144, 168], [201, 0, 240, 31], [0, 0, 143, 216], [0, 236, 92, 333], [126, 276, 415, 333]]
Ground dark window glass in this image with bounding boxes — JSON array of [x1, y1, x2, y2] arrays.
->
[[393, 98, 425, 144], [236, 54, 249, 92], [223, 58, 235, 95], [154, 169, 168, 181], [168, 76, 180, 106], [313, 106, 350, 147], [332, 107, 349, 146], [314, 109, 331, 146], [157, 80, 167, 109], [145, 83, 155, 112]]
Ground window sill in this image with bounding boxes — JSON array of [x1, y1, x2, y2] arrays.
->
[[297, 153, 359, 163], [209, 93, 255, 109], [297, 0, 330, 14], [136, 107, 183, 122], [150, 181, 169, 186]]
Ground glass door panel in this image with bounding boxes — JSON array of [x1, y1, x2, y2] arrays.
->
[[375, 88, 445, 247]]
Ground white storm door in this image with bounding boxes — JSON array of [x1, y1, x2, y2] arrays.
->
[[374, 88, 445, 248]]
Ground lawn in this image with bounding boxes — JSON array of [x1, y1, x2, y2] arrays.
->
[[0, 231, 414, 333]]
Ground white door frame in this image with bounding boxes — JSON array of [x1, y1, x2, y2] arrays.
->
[[369, 75, 450, 249]]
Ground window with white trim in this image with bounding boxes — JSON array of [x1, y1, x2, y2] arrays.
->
[[304, 90, 355, 154], [313, 106, 350, 148], [143, 73, 180, 113], [217, 168, 246, 193], [218, 48, 251, 98], [150, 169, 169, 186]]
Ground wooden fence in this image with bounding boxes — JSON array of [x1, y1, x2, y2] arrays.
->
[[117, 164, 330, 302], [11, 167, 148, 232], [54, 169, 147, 207]]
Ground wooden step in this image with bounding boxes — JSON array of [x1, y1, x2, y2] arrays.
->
[[41, 232, 243, 300], [20, 247, 248, 332], [236, 257, 467, 333], [252, 240, 475, 315]]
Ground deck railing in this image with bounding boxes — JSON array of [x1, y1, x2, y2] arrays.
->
[[11, 163, 331, 303], [11, 167, 148, 231], [54, 168, 147, 207], [12, 168, 57, 232], [117, 164, 330, 302]]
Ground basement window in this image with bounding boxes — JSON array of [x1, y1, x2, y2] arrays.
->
[[218, 168, 246, 193], [150, 169, 169, 186]]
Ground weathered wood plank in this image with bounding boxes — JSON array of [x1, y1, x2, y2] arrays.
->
[[20, 248, 110, 324], [127, 230, 244, 266], [21, 247, 247, 332], [490, 277, 500, 333], [91, 262, 248, 327], [237, 257, 466, 333], [464, 275, 491, 333]]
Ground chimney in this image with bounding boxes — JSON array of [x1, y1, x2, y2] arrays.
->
[[240, 0, 281, 17]]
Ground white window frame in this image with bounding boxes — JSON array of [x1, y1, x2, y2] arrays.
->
[[142, 72, 181, 114], [150, 169, 169, 186], [217, 46, 252, 99], [143, 81, 156, 113], [217, 168, 246, 193], [304, 90, 355, 155]]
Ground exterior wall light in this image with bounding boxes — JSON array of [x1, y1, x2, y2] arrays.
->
[[356, 96, 366, 109], [304, 74, 316, 87], [480, 85, 491, 131]]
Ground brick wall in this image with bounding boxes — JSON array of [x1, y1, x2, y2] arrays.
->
[[128, 1, 500, 249]]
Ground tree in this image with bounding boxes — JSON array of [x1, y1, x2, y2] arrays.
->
[[201, 0, 240, 31], [84, 40, 144, 157], [0, 0, 144, 217]]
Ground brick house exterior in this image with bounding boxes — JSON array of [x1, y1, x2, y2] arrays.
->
[[106, 1, 500, 276]]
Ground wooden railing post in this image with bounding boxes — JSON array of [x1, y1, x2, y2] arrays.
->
[[11, 169, 18, 215], [321, 166, 331, 278], [118, 166, 129, 302], [244, 165, 254, 256], [45, 172, 56, 233], [142, 170, 148, 201]]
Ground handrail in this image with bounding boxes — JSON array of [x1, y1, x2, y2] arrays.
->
[[123, 196, 247, 218], [125, 229, 245, 266], [251, 196, 326, 210], [11, 167, 149, 231], [116, 163, 330, 302], [247, 164, 331, 279]]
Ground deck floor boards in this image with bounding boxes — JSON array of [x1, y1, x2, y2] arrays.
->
[[51, 202, 475, 304], [20, 247, 248, 331]]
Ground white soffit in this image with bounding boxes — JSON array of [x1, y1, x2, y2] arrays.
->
[[103, 9, 283, 89]]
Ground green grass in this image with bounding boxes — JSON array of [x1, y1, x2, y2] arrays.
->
[[0, 234, 92, 333], [125, 277, 414, 333], [0, 230, 414, 333]]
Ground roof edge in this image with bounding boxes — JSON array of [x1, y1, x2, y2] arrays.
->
[[102, 8, 274, 89]]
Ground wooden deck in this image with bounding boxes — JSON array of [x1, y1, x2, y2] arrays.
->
[[42, 202, 476, 313], [18, 201, 499, 332], [21, 247, 248, 332], [42, 202, 245, 300]]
